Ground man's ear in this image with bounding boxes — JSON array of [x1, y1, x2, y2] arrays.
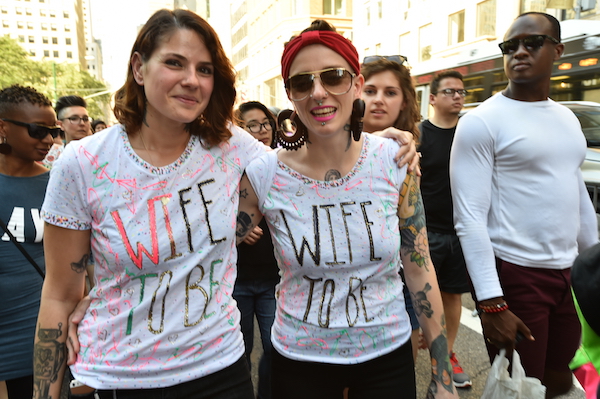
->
[[57, 119, 65, 131], [554, 43, 565, 61]]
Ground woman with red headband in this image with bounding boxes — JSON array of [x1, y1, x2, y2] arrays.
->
[[237, 20, 458, 399]]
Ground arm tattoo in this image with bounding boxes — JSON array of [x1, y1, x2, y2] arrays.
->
[[33, 323, 66, 399], [70, 253, 91, 274], [412, 282, 433, 318], [236, 211, 255, 238], [429, 334, 454, 395], [324, 169, 342, 181], [400, 176, 430, 270]]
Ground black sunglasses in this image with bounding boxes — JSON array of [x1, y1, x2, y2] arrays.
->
[[2, 118, 62, 139], [362, 55, 408, 65], [498, 34, 559, 55]]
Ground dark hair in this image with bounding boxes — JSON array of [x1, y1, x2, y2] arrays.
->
[[302, 19, 337, 34], [235, 101, 277, 148], [92, 119, 106, 130], [55, 95, 87, 119], [114, 8, 236, 147], [361, 59, 421, 141], [430, 70, 464, 96], [284, 19, 337, 46], [0, 84, 52, 118], [517, 12, 561, 42]]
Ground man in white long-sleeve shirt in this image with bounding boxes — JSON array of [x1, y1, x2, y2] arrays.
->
[[450, 12, 598, 399]]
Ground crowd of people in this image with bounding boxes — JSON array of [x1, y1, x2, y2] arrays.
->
[[0, 7, 597, 399]]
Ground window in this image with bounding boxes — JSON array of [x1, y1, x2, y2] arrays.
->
[[40, 9, 46, 16], [41, 22, 48, 30], [419, 24, 432, 62], [399, 32, 410, 55], [28, 35, 34, 43], [42, 36, 48, 43], [27, 21, 33, 29], [323, 0, 344, 15], [17, 21, 24, 29], [25, 8, 32, 15], [53, 50, 58, 57], [477, 0, 496, 37], [366, 4, 370, 25], [448, 10, 465, 45], [0, 6, 7, 14], [50, 23, 56, 31], [49, 10, 55, 17], [52, 37, 57, 44], [18, 35, 25, 42], [66, 51, 72, 58], [63, 11, 69, 18], [64, 25, 70, 32], [44, 49, 49, 57], [2, 20, 8, 28], [16, 7, 23, 15], [29, 50, 35, 56], [378, 0, 383, 19], [65, 37, 71, 45], [39, 0, 45, 2]]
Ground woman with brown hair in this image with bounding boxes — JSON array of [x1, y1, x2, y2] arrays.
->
[[34, 9, 266, 399], [237, 20, 457, 399]]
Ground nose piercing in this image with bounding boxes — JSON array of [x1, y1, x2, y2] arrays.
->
[[317, 100, 323, 106]]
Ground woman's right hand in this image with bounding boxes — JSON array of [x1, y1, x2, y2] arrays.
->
[[66, 296, 91, 365], [243, 225, 263, 245]]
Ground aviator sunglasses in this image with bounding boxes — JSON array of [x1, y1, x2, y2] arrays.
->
[[285, 68, 355, 101], [498, 34, 560, 55], [2, 119, 62, 140]]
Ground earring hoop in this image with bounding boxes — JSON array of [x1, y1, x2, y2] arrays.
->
[[277, 109, 308, 151]]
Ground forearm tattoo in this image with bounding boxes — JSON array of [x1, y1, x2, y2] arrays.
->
[[70, 253, 91, 273], [324, 169, 342, 181], [412, 282, 433, 318], [236, 211, 255, 238], [400, 177, 430, 270], [33, 323, 66, 399], [429, 334, 454, 395]]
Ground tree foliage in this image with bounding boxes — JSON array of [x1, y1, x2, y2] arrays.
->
[[0, 36, 110, 119]]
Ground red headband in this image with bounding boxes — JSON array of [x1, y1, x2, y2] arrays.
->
[[281, 30, 360, 82]]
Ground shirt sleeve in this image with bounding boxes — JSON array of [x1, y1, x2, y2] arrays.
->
[[578, 172, 599, 251], [450, 113, 503, 301], [41, 142, 92, 230]]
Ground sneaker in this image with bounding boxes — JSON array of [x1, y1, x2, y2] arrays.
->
[[449, 352, 472, 388]]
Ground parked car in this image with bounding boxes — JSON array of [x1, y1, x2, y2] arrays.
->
[[460, 100, 600, 232]]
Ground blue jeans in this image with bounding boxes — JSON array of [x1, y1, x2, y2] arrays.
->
[[233, 278, 278, 399]]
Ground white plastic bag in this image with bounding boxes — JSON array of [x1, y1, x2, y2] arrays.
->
[[481, 348, 546, 399]]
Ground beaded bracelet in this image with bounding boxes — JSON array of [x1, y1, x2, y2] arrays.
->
[[477, 302, 509, 315]]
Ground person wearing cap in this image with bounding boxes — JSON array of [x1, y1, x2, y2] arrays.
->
[[237, 20, 458, 399]]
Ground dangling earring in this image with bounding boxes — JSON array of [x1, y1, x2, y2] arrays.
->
[[277, 109, 308, 151], [0, 136, 11, 155], [350, 99, 365, 142]]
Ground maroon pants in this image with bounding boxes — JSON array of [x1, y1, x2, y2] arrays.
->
[[484, 259, 581, 380]]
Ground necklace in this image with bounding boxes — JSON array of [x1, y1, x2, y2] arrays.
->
[[138, 131, 176, 205]]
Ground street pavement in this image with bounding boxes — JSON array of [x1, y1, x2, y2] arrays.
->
[[249, 293, 587, 398]]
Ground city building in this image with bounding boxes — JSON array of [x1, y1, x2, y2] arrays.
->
[[352, 0, 600, 117], [0, 0, 88, 69]]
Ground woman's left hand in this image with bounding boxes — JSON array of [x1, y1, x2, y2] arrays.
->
[[426, 379, 459, 399], [370, 127, 421, 175]]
